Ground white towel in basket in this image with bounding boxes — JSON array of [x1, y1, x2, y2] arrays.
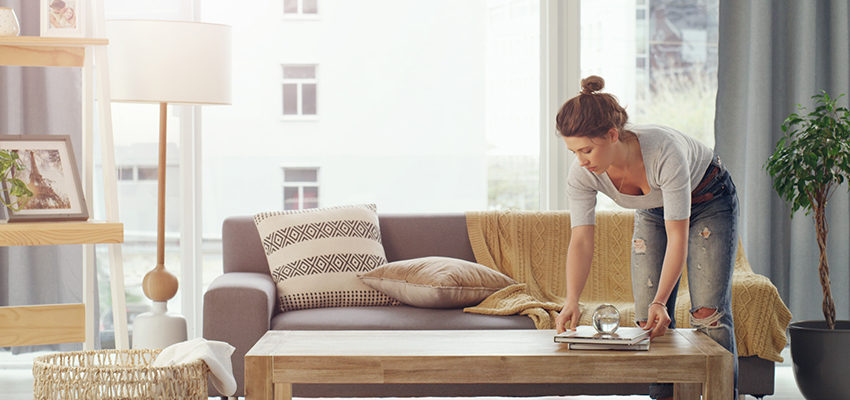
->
[[153, 338, 237, 396]]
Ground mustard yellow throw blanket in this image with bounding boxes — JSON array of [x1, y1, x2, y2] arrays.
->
[[463, 210, 792, 363]]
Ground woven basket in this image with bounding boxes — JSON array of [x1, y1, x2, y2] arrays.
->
[[32, 349, 208, 400]]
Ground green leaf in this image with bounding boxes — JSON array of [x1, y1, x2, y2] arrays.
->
[[765, 90, 850, 219]]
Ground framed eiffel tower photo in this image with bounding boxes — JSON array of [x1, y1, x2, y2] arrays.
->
[[0, 135, 88, 222]]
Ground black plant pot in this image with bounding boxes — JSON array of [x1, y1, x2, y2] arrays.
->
[[789, 320, 850, 399]]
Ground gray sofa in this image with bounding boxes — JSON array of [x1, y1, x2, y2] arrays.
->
[[203, 214, 775, 398]]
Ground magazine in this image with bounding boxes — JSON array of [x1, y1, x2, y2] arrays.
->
[[567, 338, 651, 351], [554, 326, 650, 345]]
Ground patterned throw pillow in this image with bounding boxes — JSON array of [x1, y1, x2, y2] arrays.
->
[[254, 204, 398, 311]]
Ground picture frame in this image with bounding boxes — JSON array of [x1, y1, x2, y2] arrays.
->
[[0, 135, 88, 222], [40, 0, 85, 38]]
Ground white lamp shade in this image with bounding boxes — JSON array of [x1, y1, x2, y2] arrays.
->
[[107, 20, 232, 105]]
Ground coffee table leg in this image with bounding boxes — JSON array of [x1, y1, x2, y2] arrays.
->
[[274, 383, 292, 400], [704, 352, 735, 400], [673, 383, 701, 400], [245, 356, 272, 400]]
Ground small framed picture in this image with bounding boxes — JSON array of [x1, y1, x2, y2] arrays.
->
[[40, 0, 85, 38], [0, 135, 88, 222]]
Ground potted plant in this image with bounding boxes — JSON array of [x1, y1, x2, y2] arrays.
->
[[764, 90, 850, 399], [0, 149, 33, 212]]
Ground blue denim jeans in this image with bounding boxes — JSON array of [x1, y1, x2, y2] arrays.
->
[[631, 156, 739, 399]]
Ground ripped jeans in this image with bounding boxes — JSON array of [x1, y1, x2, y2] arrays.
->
[[631, 158, 739, 399]]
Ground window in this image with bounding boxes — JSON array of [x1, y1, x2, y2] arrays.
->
[[137, 166, 158, 181], [581, 0, 719, 210], [117, 166, 134, 180], [282, 65, 317, 117], [284, 0, 318, 15], [116, 166, 159, 181], [283, 167, 320, 210], [582, 0, 717, 146], [485, 0, 540, 210]]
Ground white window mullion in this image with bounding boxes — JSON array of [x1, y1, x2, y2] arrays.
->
[[298, 186, 305, 209], [184, 0, 205, 340], [179, 104, 202, 340], [539, 0, 579, 211], [297, 82, 303, 115]]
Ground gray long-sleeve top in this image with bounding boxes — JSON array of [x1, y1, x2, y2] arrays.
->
[[567, 124, 714, 227]]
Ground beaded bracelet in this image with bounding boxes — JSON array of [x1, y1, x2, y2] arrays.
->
[[649, 301, 667, 311]]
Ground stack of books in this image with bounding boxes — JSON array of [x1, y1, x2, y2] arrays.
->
[[554, 326, 651, 350]]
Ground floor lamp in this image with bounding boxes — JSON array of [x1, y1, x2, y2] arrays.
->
[[107, 20, 232, 349]]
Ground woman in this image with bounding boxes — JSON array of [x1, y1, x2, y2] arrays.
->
[[553, 75, 738, 400]]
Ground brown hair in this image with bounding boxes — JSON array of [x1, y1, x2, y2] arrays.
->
[[555, 75, 629, 139]]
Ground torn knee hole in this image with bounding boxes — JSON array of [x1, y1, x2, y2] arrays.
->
[[633, 239, 647, 254], [690, 308, 721, 327], [692, 307, 716, 319]]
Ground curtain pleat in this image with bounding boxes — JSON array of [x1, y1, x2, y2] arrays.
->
[[715, 0, 850, 322]]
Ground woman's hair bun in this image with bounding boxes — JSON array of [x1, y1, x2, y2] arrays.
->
[[580, 75, 605, 94]]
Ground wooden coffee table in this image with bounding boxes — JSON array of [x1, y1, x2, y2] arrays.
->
[[245, 329, 733, 400]]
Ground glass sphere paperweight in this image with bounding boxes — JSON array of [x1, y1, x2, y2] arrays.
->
[[592, 304, 620, 333]]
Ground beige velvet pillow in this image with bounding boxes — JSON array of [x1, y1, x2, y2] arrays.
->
[[358, 256, 516, 308]]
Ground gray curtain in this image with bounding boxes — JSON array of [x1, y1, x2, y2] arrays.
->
[[0, 0, 96, 352], [715, 0, 850, 323]]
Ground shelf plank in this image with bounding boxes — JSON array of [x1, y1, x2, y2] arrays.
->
[[0, 303, 85, 347], [0, 44, 84, 67], [0, 36, 108, 67], [0, 221, 123, 246], [0, 36, 109, 46]]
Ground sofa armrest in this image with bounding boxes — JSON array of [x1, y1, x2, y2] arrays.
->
[[203, 272, 276, 397]]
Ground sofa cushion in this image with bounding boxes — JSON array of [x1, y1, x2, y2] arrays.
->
[[254, 204, 397, 311], [359, 257, 516, 308], [271, 305, 535, 330]]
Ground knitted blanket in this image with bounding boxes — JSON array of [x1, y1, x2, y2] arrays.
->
[[463, 210, 792, 363]]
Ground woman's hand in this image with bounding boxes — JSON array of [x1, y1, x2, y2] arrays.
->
[[555, 302, 581, 334], [642, 302, 671, 339]]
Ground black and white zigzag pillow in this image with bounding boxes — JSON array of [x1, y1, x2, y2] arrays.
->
[[254, 204, 398, 311]]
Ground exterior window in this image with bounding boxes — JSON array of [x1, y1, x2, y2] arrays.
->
[[117, 167, 134, 181], [116, 166, 158, 181], [283, 167, 319, 210], [282, 65, 317, 116], [284, 0, 318, 15], [137, 166, 158, 181]]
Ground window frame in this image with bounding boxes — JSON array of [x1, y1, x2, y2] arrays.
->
[[281, 64, 319, 120], [117, 166, 135, 181], [539, 0, 580, 211], [282, 166, 321, 210], [282, 0, 320, 20]]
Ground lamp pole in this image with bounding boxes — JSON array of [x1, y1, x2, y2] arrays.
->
[[133, 102, 186, 349]]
